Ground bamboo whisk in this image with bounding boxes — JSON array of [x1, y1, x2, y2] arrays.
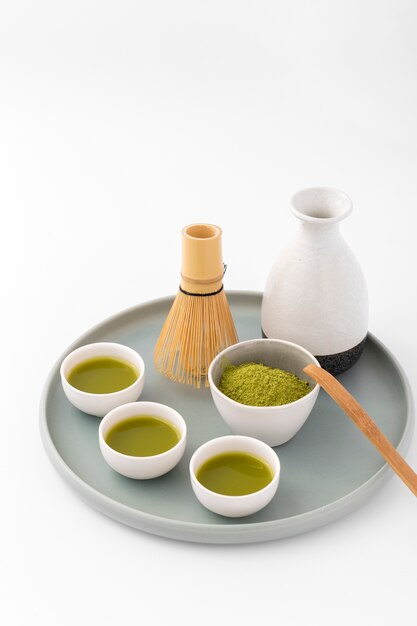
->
[[154, 224, 238, 388]]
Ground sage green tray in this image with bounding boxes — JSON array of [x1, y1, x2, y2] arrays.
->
[[40, 292, 414, 543]]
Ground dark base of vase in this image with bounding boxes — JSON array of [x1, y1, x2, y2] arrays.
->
[[260, 331, 368, 376]]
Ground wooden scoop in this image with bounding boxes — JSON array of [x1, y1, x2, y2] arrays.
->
[[304, 363, 417, 497]]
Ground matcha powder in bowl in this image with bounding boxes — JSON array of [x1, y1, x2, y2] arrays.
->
[[218, 362, 311, 407]]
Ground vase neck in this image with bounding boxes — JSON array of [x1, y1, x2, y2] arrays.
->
[[297, 221, 341, 246]]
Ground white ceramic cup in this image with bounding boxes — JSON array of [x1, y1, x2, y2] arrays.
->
[[99, 401, 187, 479], [60, 342, 145, 417], [208, 338, 320, 446], [190, 435, 280, 517]]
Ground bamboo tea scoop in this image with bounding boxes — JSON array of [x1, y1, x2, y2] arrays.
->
[[304, 364, 417, 497]]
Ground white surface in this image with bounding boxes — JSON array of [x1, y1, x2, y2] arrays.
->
[[2, 1, 417, 625]]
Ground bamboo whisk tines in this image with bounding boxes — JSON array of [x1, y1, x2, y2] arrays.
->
[[154, 224, 238, 388]]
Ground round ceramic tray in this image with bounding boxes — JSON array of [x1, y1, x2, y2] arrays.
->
[[40, 292, 414, 544]]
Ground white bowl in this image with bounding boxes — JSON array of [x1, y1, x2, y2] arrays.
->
[[208, 338, 320, 446], [190, 435, 280, 517], [99, 401, 187, 479], [60, 342, 145, 417]]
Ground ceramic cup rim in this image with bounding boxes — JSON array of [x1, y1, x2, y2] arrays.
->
[[99, 401, 187, 461], [189, 435, 280, 501], [60, 341, 145, 398], [208, 338, 320, 412]]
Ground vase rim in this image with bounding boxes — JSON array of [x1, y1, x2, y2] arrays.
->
[[291, 187, 353, 224]]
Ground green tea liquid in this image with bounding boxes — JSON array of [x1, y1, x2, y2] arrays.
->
[[196, 451, 274, 496], [105, 415, 180, 456], [68, 356, 138, 394]]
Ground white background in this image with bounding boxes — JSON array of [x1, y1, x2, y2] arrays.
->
[[2, 1, 417, 624]]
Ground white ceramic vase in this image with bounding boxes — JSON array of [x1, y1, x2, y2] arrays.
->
[[261, 187, 368, 375]]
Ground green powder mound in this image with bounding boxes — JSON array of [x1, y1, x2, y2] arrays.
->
[[218, 362, 311, 407]]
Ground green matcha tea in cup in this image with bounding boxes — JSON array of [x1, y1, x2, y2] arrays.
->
[[190, 435, 280, 517], [60, 342, 145, 417]]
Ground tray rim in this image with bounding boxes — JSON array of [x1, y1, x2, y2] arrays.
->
[[39, 291, 415, 544]]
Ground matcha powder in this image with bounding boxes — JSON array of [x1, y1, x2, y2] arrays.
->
[[218, 362, 311, 407]]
